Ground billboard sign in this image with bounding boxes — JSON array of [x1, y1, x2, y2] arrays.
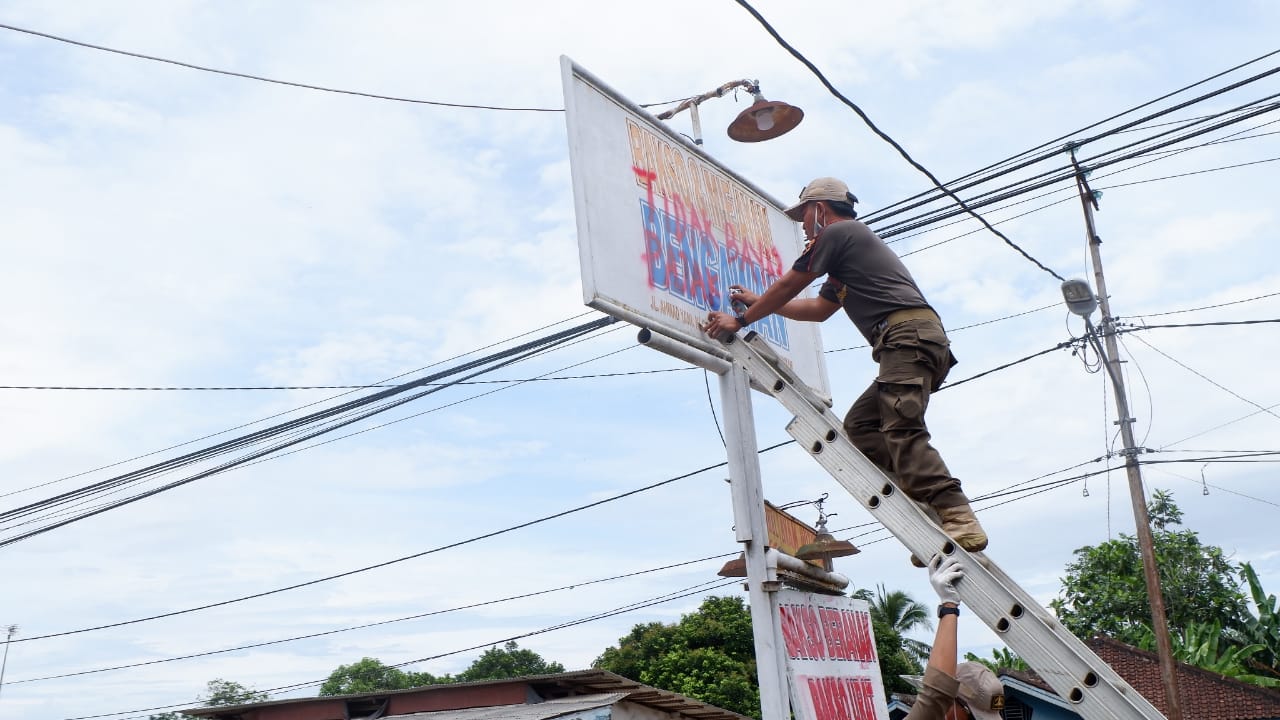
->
[[778, 590, 890, 720], [560, 58, 830, 395]]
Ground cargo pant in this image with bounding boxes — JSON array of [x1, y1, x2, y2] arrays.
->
[[842, 318, 969, 509]]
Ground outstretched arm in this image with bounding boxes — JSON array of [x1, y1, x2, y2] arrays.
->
[[704, 269, 831, 336]]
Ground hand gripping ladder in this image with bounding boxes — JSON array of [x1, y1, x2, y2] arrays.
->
[[721, 331, 1166, 720]]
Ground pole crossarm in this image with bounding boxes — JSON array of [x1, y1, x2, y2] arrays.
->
[[717, 330, 1167, 720]]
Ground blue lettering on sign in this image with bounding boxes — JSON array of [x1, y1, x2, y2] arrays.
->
[[641, 199, 791, 350]]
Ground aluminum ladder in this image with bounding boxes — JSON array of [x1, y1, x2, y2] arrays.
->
[[721, 330, 1166, 720]]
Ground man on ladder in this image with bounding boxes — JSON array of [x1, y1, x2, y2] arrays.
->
[[704, 176, 988, 564]]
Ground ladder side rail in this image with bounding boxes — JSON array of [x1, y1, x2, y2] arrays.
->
[[783, 410, 1148, 720], [728, 332, 1165, 720]]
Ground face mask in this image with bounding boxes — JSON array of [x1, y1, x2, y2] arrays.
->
[[812, 204, 826, 237]]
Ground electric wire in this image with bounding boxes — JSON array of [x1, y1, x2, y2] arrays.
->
[[1124, 334, 1280, 424], [880, 117, 1280, 252], [0, 311, 597, 500], [6, 552, 736, 685], [871, 96, 1280, 239], [6, 439, 793, 645], [0, 319, 617, 545], [0, 368, 689, 392], [866, 88, 1280, 238], [0, 22, 564, 111], [61, 578, 741, 720], [863, 64, 1280, 229], [1123, 291, 1280, 319], [860, 48, 1280, 221], [1147, 465, 1280, 509], [3, 333, 1109, 644], [731, 0, 1065, 282], [0, 22, 692, 114], [0, 329, 634, 537]]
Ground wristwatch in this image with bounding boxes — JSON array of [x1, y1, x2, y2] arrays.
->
[[734, 310, 750, 327], [938, 604, 960, 619]]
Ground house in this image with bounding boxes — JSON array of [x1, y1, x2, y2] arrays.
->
[[999, 636, 1280, 720], [182, 669, 752, 720]]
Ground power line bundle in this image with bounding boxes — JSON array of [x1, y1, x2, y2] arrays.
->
[[0, 317, 615, 548]]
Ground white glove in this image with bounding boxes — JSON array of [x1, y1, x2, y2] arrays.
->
[[929, 554, 964, 606]]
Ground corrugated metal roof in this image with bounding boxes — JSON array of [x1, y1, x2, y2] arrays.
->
[[388, 692, 624, 719]]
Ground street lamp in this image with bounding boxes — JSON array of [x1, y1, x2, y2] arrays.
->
[[656, 79, 803, 145]]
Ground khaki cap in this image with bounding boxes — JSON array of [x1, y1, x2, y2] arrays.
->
[[784, 176, 856, 221], [956, 662, 1006, 720]]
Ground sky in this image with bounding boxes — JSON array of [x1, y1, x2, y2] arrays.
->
[[1, 1, 1279, 718]]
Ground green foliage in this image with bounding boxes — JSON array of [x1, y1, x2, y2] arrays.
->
[[594, 592, 927, 717], [148, 679, 269, 719], [858, 583, 933, 668], [1236, 562, 1280, 684], [318, 657, 443, 696], [871, 617, 921, 694], [1051, 490, 1248, 646], [1136, 620, 1278, 688], [594, 596, 761, 718], [964, 646, 1030, 672], [455, 641, 565, 681]]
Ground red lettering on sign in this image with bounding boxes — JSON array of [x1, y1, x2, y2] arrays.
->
[[804, 676, 879, 720]]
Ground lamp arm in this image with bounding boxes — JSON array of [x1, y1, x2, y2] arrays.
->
[[656, 79, 758, 120]]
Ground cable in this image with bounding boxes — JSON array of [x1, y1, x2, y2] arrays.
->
[[861, 47, 1280, 221], [0, 22, 562, 111], [6, 439, 793, 645], [936, 339, 1079, 392], [1123, 334, 1280, 424], [0, 311, 598, 501], [6, 552, 735, 685], [826, 302, 1060, 354], [1159, 401, 1280, 449], [1123, 291, 1280, 319], [1116, 335, 1155, 448], [869, 94, 1280, 239], [731, 0, 1065, 282], [703, 370, 726, 447], [0, 367, 691, 392], [1120, 318, 1280, 330], [1147, 465, 1280, 509], [865, 66, 1280, 231], [68, 578, 741, 720], [0, 319, 617, 539]]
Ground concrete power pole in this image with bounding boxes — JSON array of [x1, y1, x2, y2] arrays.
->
[[0, 624, 17, 701], [1070, 159, 1183, 720]]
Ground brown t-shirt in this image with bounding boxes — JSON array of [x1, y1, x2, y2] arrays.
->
[[792, 219, 933, 343]]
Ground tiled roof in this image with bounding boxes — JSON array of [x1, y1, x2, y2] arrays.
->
[[997, 637, 1280, 720], [1087, 636, 1280, 720]]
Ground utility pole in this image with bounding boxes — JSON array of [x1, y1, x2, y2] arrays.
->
[[1070, 155, 1183, 720], [0, 624, 17, 701]]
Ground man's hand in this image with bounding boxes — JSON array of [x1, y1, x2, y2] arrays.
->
[[703, 311, 742, 340], [929, 554, 964, 606], [728, 285, 759, 306]]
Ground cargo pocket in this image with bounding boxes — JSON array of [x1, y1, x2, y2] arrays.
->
[[876, 376, 927, 432]]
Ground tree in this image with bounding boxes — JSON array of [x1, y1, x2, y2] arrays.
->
[[594, 596, 761, 717], [964, 646, 1029, 673], [318, 657, 443, 696], [856, 583, 933, 667], [1051, 490, 1249, 646], [148, 679, 269, 719], [594, 593, 925, 717], [455, 641, 565, 681]]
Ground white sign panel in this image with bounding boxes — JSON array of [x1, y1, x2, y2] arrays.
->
[[778, 590, 890, 720], [561, 57, 830, 395]]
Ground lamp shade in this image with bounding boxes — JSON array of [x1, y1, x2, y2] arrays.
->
[[728, 98, 804, 142]]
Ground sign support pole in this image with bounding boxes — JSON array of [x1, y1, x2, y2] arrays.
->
[[720, 364, 790, 720]]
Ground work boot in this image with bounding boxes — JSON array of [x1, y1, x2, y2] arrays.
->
[[911, 503, 988, 567]]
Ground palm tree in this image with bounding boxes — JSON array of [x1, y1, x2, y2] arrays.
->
[[856, 584, 934, 667]]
